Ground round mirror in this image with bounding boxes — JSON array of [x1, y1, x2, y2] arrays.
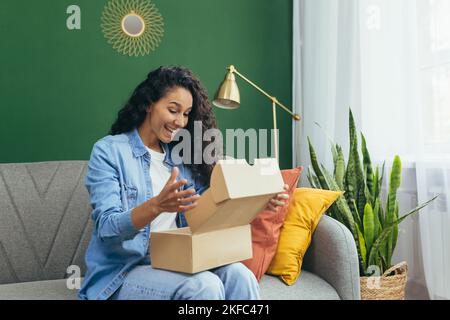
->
[[101, 0, 164, 57], [121, 13, 145, 37]]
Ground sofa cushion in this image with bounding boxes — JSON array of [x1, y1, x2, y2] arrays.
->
[[259, 272, 340, 300], [0, 161, 92, 284], [242, 167, 303, 281], [0, 272, 340, 300], [0, 279, 79, 300]]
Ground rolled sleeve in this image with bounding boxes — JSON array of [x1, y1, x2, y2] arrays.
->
[[86, 140, 139, 242], [116, 208, 139, 238]]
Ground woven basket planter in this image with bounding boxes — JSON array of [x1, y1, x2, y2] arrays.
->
[[360, 261, 408, 300]]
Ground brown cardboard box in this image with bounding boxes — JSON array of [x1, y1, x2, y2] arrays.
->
[[150, 158, 284, 274]]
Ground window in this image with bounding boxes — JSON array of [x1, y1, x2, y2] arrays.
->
[[417, 0, 450, 154]]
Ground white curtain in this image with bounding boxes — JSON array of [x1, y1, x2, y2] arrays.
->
[[293, 0, 450, 300]]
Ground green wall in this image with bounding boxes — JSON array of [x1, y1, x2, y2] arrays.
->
[[0, 0, 293, 169]]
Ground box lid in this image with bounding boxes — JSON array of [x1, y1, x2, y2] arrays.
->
[[185, 158, 284, 234]]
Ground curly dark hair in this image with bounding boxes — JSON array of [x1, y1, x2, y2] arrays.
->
[[109, 66, 218, 186]]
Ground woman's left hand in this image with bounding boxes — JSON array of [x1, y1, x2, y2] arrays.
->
[[265, 184, 290, 212]]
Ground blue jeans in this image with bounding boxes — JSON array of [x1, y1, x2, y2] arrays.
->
[[109, 263, 260, 300]]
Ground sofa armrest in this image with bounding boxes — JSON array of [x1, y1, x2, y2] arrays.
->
[[302, 215, 361, 300]]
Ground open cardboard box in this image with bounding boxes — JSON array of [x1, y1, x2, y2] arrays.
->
[[150, 158, 284, 274]]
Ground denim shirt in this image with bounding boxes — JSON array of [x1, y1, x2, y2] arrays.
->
[[78, 128, 207, 300]]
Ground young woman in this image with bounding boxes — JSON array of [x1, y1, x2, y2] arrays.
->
[[78, 66, 288, 300]]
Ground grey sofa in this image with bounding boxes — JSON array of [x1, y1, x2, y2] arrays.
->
[[0, 161, 360, 300]]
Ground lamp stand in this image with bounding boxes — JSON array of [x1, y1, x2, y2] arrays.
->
[[272, 101, 279, 162], [213, 65, 301, 165]]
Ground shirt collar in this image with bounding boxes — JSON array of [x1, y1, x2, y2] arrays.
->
[[127, 127, 174, 166]]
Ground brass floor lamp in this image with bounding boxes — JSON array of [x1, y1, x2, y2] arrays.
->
[[212, 65, 301, 162]]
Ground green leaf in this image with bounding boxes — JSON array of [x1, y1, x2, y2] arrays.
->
[[346, 109, 365, 221], [361, 133, 374, 198], [386, 228, 393, 270], [373, 198, 381, 240], [380, 256, 387, 274], [356, 223, 367, 270], [389, 201, 400, 266], [308, 137, 330, 190], [321, 165, 356, 234], [357, 189, 367, 223], [363, 203, 375, 253], [387, 156, 402, 224], [378, 197, 385, 228], [368, 195, 438, 268], [307, 166, 321, 189], [363, 174, 373, 207], [351, 199, 363, 231], [384, 156, 402, 266], [321, 163, 367, 274], [344, 171, 356, 204], [389, 156, 402, 191], [378, 161, 386, 199], [335, 145, 346, 190], [372, 166, 379, 201]]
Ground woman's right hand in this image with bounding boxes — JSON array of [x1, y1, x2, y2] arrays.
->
[[150, 167, 200, 214], [132, 167, 199, 230]]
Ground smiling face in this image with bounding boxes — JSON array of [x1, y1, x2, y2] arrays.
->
[[144, 86, 193, 147]]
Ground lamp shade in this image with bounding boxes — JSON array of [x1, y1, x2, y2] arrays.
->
[[212, 70, 240, 109]]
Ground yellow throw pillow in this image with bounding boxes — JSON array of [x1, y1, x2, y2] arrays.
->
[[266, 188, 342, 285]]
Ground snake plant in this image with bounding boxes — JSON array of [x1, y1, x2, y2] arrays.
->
[[307, 109, 437, 276]]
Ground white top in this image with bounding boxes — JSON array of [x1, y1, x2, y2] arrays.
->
[[145, 146, 178, 232]]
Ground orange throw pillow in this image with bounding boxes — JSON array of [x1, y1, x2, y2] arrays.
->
[[242, 167, 303, 281]]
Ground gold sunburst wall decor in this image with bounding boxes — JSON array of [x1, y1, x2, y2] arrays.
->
[[101, 0, 164, 57]]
